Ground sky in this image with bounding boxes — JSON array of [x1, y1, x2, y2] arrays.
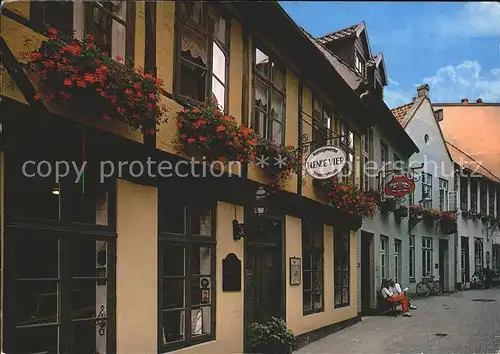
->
[[280, 1, 500, 108]]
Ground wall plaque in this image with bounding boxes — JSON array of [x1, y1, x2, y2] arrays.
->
[[222, 253, 241, 291], [289, 257, 301, 286]]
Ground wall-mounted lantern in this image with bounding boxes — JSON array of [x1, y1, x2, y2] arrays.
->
[[232, 186, 269, 241]]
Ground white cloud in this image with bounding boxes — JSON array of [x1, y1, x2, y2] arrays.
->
[[388, 77, 400, 87], [438, 2, 500, 38], [384, 89, 411, 108], [422, 60, 500, 102]]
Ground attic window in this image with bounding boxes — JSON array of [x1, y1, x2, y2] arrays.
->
[[354, 52, 364, 76]]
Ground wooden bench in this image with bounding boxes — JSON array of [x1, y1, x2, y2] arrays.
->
[[377, 293, 399, 316]]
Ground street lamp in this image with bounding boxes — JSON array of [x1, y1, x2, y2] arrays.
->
[[233, 186, 269, 241], [253, 186, 268, 217]]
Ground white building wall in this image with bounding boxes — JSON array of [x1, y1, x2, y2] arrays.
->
[[404, 97, 456, 292], [358, 124, 411, 310]]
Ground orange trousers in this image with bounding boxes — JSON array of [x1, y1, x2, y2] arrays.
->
[[387, 294, 409, 312]]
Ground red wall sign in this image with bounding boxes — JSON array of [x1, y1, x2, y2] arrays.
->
[[384, 175, 415, 197]]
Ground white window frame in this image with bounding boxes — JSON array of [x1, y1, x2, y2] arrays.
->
[[422, 173, 433, 209], [439, 178, 449, 212], [422, 237, 433, 278], [380, 236, 388, 279], [394, 239, 402, 283], [409, 235, 415, 281]]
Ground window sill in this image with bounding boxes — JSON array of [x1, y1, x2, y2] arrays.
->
[[303, 308, 324, 316], [334, 303, 350, 309], [160, 335, 216, 353], [409, 278, 416, 283]]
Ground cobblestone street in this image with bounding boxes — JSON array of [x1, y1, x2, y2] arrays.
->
[[296, 287, 500, 354]]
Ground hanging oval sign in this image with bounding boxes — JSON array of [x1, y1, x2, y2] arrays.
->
[[384, 175, 415, 197], [305, 146, 347, 179]]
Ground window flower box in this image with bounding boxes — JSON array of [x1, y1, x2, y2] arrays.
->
[[26, 28, 167, 135], [461, 210, 471, 218], [254, 140, 300, 189], [174, 100, 258, 164]]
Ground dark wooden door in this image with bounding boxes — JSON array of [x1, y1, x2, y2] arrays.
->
[[360, 231, 372, 315], [245, 243, 281, 326]]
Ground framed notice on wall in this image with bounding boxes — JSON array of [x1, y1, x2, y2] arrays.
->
[[289, 257, 301, 286]]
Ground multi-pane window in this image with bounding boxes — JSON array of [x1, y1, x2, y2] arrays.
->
[[361, 129, 373, 191], [489, 186, 496, 216], [253, 47, 286, 144], [302, 221, 324, 314], [311, 98, 333, 150], [422, 237, 433, 277], [380, 236, 388, 280], [480, 183, 488, 214], [497, 190, 500, 218], [474, 238, 483, 272], [394, 239, 402, 284], [409, 235, 415, 281], [422, 173, 433, 209], [85, 1, 128, 60], [334, 228, 350, 308], [460, 177, 468, 210], [32, 1, 74, 35], [393, 153, 403, 170], [159, 198, 215, 351], [470, 178, 478, 213], [175, 3, 228, 108], [380, 140, 389, 189], [439, 178, 449, 212], [340, 122, 355, 184], [354, 52, 365, 76]]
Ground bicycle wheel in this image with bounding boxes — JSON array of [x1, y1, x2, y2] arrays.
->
[[433, 281, 442, 295], [416, 282, 431, 297]]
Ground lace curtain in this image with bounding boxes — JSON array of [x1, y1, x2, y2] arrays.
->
[[181, 27, 208, 65]]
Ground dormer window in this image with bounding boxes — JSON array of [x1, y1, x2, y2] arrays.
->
[[354, 52, 365, 76]]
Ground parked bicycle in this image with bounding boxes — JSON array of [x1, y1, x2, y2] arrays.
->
[[416, 275, 442, 297]]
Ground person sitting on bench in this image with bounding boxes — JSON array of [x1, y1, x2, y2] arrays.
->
[[381, 279, 411, 317], [388, 279, 417, 310]]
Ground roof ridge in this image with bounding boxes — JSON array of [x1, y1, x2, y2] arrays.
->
[[446, 141, 500, 182], [317, 23, 359, 41]]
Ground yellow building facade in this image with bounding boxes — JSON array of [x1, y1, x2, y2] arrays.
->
[[1, 2, 373, 353]]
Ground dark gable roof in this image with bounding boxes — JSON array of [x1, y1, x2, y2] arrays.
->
[[317, 24, 360, 44]]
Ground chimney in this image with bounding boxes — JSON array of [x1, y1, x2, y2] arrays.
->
[[476, 98, 483, 103], [412, 96, 417, 102], [434, 109, 443, 122], [417, 84, 429, 98], [461, 98, 468, 104]]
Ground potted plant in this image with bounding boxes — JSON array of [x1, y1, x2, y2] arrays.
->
[[26, 28, 168, 134], [246, 317, 296, 354], [394, 205, 409, 218], [174, 100, 258, 164], [363, 189, 384, 207], [422, 208, 442, 222], [254, 140, 300, 189], [440, 212, 457, 234]]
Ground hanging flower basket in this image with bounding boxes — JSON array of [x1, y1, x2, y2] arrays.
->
[[363, 189, 384, 206], [422, 208, 442, 222], [26, 28, 167, 135], [379, 198, 397, 213], [409, 204, 424, 220], [440, 212, 457, 234], [254, 140, 300, 189], [324, 180, 377, 219], [174, 100, 258, 164], [394, 205, 408, 218]]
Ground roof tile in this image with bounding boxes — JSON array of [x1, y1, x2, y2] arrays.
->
[[391, 102, 414, 124], [317, 24, 359, 45]]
